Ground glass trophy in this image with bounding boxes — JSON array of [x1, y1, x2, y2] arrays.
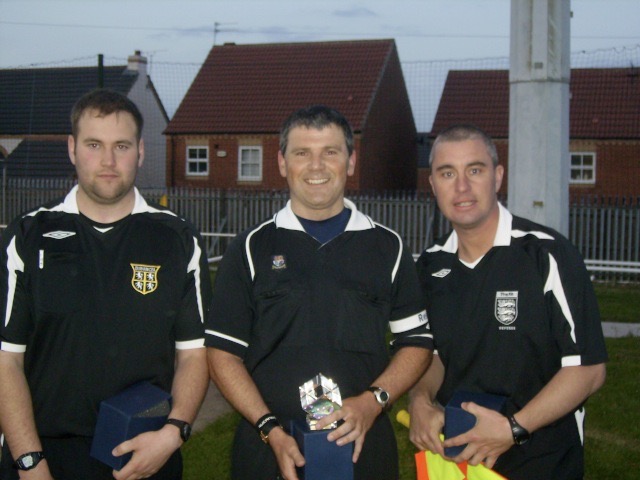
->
[[299, 373, 342, 430]]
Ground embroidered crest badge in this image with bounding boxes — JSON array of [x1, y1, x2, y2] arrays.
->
[[131, 263, 160, 295], [495, 291, 518, 325], [271, 255, 286, 270]]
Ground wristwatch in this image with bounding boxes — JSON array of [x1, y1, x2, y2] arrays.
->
[[508, 415, 531, 445], [255, 414, 283, 444], [166, 418, 192, 442], [14, 451, 45, 471], [367, 386, 391, 412]]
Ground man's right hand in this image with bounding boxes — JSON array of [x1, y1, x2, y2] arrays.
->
[[408, 397, 446, 456], [268, 427, 305, 480]]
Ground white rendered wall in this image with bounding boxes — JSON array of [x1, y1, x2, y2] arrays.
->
[[127, 52, 168, 188]]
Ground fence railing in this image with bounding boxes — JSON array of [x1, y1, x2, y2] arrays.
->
[[2, 179, 639, 281]]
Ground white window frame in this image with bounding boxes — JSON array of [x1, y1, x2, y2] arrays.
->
[[570, 152, 596, 185], [186, 146, 209, 176], [238, 146, 263, 181]]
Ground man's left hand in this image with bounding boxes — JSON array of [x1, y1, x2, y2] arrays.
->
[[111, 425, 182, 480], [441, 401, 513, 469], [314, 392, 381, 463]]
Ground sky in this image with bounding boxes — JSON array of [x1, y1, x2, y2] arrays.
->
[[2, 0, 640, 68], [2, 0, 640, 129]]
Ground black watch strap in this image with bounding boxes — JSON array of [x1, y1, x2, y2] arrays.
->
[[166, 418, 192, 442], [255, 413, 283, 444], [13, 451, 45, 471], [508, 415, 531, 445]]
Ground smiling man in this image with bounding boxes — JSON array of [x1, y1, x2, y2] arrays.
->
[[0, 89, 211, 480], [408, 124, 608, 480], [278, 122, 355, 220], [206, 105, 433, 480]]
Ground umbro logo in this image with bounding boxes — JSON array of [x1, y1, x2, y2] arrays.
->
[[43, 231, 76, 239], [431, 268, 451, 278]]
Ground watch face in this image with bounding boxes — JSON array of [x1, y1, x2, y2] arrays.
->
[[368, 386, 390, 411], [515, 432, 530, 445], [16, 452, 43, 471]]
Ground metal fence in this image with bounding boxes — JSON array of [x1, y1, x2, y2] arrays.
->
[[2, 179, 639, 281], [149, 189, 448, 261]]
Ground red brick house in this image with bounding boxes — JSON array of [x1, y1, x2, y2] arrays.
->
[[165, 39, 417, 192], [423, 68, 640, 199]]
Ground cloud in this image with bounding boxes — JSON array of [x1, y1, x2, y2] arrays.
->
[[332, 6, 377, 18]]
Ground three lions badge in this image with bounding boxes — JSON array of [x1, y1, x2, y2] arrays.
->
[[495, 291, 518, 325]]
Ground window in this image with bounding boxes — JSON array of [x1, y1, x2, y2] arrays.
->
[[238, 146, 262, 181], [186, 146, 209, 176], [570, 152, 596, 184]]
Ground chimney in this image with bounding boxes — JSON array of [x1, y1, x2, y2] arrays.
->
[[127, 50, 147, 75]]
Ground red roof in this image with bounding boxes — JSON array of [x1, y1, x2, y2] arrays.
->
[[166, 39, 397, 134], [431, 68, 640, 139]]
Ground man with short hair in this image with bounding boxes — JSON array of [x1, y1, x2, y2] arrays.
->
[[0, 89, 211, 479], [408, 124, 608, 480], [206, 105, 433, 480]]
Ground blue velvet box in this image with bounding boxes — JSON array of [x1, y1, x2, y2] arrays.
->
[[90, 382, 172, 470], [444, 390, 507, 458], [290, 419, 353, 480]]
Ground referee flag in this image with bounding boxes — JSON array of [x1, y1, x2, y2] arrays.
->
[[396, 409, 507, 480]]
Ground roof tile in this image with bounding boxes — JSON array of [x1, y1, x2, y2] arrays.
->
[[431, 68, 640, 139], [0, 66, 136, 134], [166, 39, 396, 134]]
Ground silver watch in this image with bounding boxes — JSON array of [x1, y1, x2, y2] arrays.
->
[[367, 386, 391, 411]]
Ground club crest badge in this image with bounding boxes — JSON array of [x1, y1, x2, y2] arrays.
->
[[495, 291, 518, 325], [131, 263, 160, 295], [271, 255, 287, 270]]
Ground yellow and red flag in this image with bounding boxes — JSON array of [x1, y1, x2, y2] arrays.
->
[[397, 410, 508, 480]]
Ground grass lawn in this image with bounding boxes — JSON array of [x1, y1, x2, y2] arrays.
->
[[593, 283, 640, 323], [183, 411, 236, 478], [185, 285, 640, 479], [584, 336, 640, 479]]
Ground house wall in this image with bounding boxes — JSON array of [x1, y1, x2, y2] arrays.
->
[[569, 139, 640, 199], [359, 47, 417, 192], [417, 139, 639, 199], [168, 134, 287, 189], [128, 74, 168, 188], [167, 134, 366, 191]]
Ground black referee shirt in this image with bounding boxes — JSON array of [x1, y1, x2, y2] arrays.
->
[[0, 186, 211, 437], [416, 203, 608, 479], [205, 199, 433, 422]]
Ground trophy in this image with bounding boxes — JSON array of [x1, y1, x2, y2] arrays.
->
[[299, 373, 342, 430], [291, 373, 353, 480]]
